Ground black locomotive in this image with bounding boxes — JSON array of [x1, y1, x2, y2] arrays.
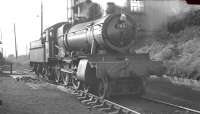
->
[[30, 1, 166, 98]]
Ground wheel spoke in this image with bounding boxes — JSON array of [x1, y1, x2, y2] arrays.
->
[[97, 77, 110, 99], [55, 66, 61, 83], [72, 78, 80, 90], [63, 73, 69, 86], [43, 69, 48, 80], [83, 84, 89, 93]]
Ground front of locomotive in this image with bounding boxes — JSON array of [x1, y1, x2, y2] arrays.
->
[[66, 1, 148, 98], [66, 13, 137, 54], [79, 13, 145, 98], [100, 13, 137, 53]]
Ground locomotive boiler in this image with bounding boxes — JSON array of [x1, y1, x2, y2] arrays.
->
[[65, 14, 136, 54]]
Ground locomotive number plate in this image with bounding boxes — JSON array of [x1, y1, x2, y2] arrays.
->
[[115, 22, 128, 30]]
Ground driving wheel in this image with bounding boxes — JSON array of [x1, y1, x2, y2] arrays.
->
[[98, 76, 110, 99]]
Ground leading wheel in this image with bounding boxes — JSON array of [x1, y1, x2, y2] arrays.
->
[[97, 76, 110, 99]]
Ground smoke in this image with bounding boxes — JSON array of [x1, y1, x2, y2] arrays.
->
[[144, 0, 190, 31]]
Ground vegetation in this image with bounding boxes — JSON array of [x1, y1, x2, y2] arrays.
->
[[137, 9, 200, 80]]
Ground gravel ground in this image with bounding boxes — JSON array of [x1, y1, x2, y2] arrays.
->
[[0, 74, 103, 114], [111, 96, 193, 114], [145, 77, 200, 111]]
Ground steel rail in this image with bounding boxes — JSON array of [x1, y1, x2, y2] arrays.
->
[[142, 96, 200, 114], [72, 90, 141, 114]]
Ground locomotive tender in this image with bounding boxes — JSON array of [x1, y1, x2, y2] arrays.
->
[[30, 0, 165, 98]]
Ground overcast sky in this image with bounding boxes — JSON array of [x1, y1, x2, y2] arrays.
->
[[0, 0, 127, 57], [0, 0, 70, 56], [0, 0, 195, 57]]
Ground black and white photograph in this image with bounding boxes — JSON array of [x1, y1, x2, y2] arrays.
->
[[0, 0, 200, 114]]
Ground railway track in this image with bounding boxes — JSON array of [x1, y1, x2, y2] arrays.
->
[[72, 89, 141, 114], [41, 82, 200, 113], [10, 70, 200, 114], [70, 89, 200, 114], [141, 96, 200, 114]]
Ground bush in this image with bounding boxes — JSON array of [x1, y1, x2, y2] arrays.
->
[[167, 10, 200, 33]]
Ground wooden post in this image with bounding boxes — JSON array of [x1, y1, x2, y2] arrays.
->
[[41, 1, 43, 38], [41, 1, 46, 62], [14, 24, 18, 59], [67, 0, 68, 21], [0, 29, 2, 42], [0, 99, 2, 105], [10, 63, 12, 74]]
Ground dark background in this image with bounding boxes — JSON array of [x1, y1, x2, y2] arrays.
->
[[186, 0, 200, 4]]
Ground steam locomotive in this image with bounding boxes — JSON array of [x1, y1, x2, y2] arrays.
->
[[30, 1, 166, 98]]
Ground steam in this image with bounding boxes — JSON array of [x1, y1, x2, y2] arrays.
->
[[144, 0, 190, 31]]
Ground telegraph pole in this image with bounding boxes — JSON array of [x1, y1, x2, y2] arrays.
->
[[0, 29, 2, 43], [14, 24, 18, 59], [26, 44, 28, 56], [41, 1, 43, 38], [0, 30, 3, 57], [41, 1, 45, 62], [67, 0, 68, 20]]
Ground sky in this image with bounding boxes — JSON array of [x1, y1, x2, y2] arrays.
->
[[0, 0, 195, 57], [0, 0, 127, 57], [0, 0, 69, 56]]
